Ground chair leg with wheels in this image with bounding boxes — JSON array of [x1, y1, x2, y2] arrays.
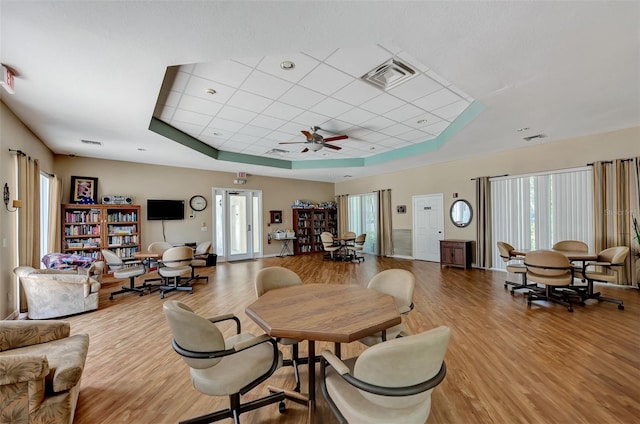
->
[[109, 276, 146, 300]]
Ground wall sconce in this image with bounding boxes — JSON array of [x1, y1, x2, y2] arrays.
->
[[3, 182, 21, 212]]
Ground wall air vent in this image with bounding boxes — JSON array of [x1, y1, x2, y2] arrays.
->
[[522, 134, 547, 141], [80, 139, 102, 146], [361, 58, 417, 91]]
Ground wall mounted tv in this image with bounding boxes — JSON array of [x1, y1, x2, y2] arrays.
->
[[147, 199, 185, 221]]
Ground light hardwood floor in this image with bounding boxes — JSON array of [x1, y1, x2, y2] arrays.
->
[[65, 255, 640, 423]]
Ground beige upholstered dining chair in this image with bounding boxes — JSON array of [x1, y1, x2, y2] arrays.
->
[[189, 241, 212, 284], [321, 325, 451, 424], [163, 300, 285, 423], [358, 269, 415, 346], [497, 241, 529, 294], [157, 246, 193, 298], [320, 231, 341, 260], [101, 249, 147, 300], [580, 246, 629, 310], [143, 241, 173, 286], [347, 233, 366, 262], [525, 250, 576, 312], [553, 240, 589, 275], [255, 266, 304, 392]]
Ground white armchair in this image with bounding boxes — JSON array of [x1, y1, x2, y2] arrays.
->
[[14, 266, 101, 319]]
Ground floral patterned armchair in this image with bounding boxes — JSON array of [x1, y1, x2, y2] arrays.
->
[[0, 320, 89, 424]]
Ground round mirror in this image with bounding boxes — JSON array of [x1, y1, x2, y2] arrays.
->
[[450, 199, 473, 227]]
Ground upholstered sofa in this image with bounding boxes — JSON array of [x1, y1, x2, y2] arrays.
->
[[0, 320, 89, 424], [14, 266, 102, 319]]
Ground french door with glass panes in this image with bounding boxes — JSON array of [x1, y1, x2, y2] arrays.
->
[[214, 189, 262, 262]]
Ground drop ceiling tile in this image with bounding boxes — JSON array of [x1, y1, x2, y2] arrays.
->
[[232, 56, 262, 68], [173, 71, 191, 92], [227, 90, 272, 113], [249, 114, 287, 131], [263, 130, 298, 142], [377, 42, 403, 55], [216, 105, 257, 124], [424, 120, 450, 136], [303, 47, 339, 62], [360, 93, 405, 115], [397, 129, 433, 142], [337, 107, 377, 126], [361, 115, 396, 132], [377, 136, 408, 148], [192, 60, 253, 88], [257, 53, 321, 84], [183, 75, 235, 103], [262, 101, 305, 121], [427, 70, 451, 87], [172, 109, 212, 126], [207, 117, 245, 134], [332, 80, 382, 106], [164, 91, 182, 108], [292, 110, 331, 128], [379, 123, 414, 137], [319, 120, 354, 134], [433, 99, 471, 121], [158, 106, 175, 121], [277, 121, 308, 136], [171, 122, 206, 137], [413, 88, 462, 112], [240, 125, 272, 138], [241, 70, 293, 99], [388, 74, 442, 102], [279, 85, 325, 109], [449, 85, 473, 100], [298, 63, 353, 96], [226, 133, 258, 144], [179, 63, 196, 74], [385, 103, 425, 122], [178, 94, 223, 116], [311, 98, 354, 118], [403, 112, 442, 129], [356, 130, 390, 143], [325, 45, 393, 78]]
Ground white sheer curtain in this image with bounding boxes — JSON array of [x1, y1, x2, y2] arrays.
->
[[491, 167, 593, 270]]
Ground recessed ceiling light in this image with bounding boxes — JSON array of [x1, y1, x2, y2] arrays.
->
[[343, 175, 352, 178], [417, 119, 428, 124], [516, 127, 530, 132], [137, 148, 146, 151], [280, 60, 295, 70], [369, 147, 376, 150], [205, 88, 216, 95], [213, 132, 222, 136]]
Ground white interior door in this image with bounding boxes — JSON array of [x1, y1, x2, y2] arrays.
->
[[412, 193, 444, 262]]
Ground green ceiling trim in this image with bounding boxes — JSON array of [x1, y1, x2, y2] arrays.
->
[[149, 99, 483, 171], [149, 118, 292, 169]]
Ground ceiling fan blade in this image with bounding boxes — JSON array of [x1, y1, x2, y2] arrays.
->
[[301, 130, 313, 141], [323, 135, 348, 142], [301, 147, 309, 153], [323, 143, 342, 150]]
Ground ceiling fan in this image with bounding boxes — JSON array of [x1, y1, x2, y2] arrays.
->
[[279, 126, 348, 152]]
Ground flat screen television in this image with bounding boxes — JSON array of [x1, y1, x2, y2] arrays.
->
[[147, 199, 185, 221]]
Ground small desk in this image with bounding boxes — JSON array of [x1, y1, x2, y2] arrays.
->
[[275, 236, 296, 257], [245, 284, 401, 423]]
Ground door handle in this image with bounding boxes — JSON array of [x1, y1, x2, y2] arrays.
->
[[247, 224, 251, 231]]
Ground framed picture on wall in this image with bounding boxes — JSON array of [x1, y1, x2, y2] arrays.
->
[[70, 176, 98, 203]]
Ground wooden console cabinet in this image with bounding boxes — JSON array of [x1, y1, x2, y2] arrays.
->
[[440, 239, 472, 269]]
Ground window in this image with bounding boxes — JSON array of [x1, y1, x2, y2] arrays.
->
[[491, 167, 593, 270], [348, 193, 378, 254], [39, 172, 50, 267]]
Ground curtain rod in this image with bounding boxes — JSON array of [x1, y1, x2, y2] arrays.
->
[[470, 174, 507, 181], [8, 148, 26, 157], [587, 157, 635, 166]]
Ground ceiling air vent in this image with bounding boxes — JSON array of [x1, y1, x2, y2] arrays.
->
[[80, 139, 102, 146], [361, 58, 417, 91], [522, 134, 547, 141]]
